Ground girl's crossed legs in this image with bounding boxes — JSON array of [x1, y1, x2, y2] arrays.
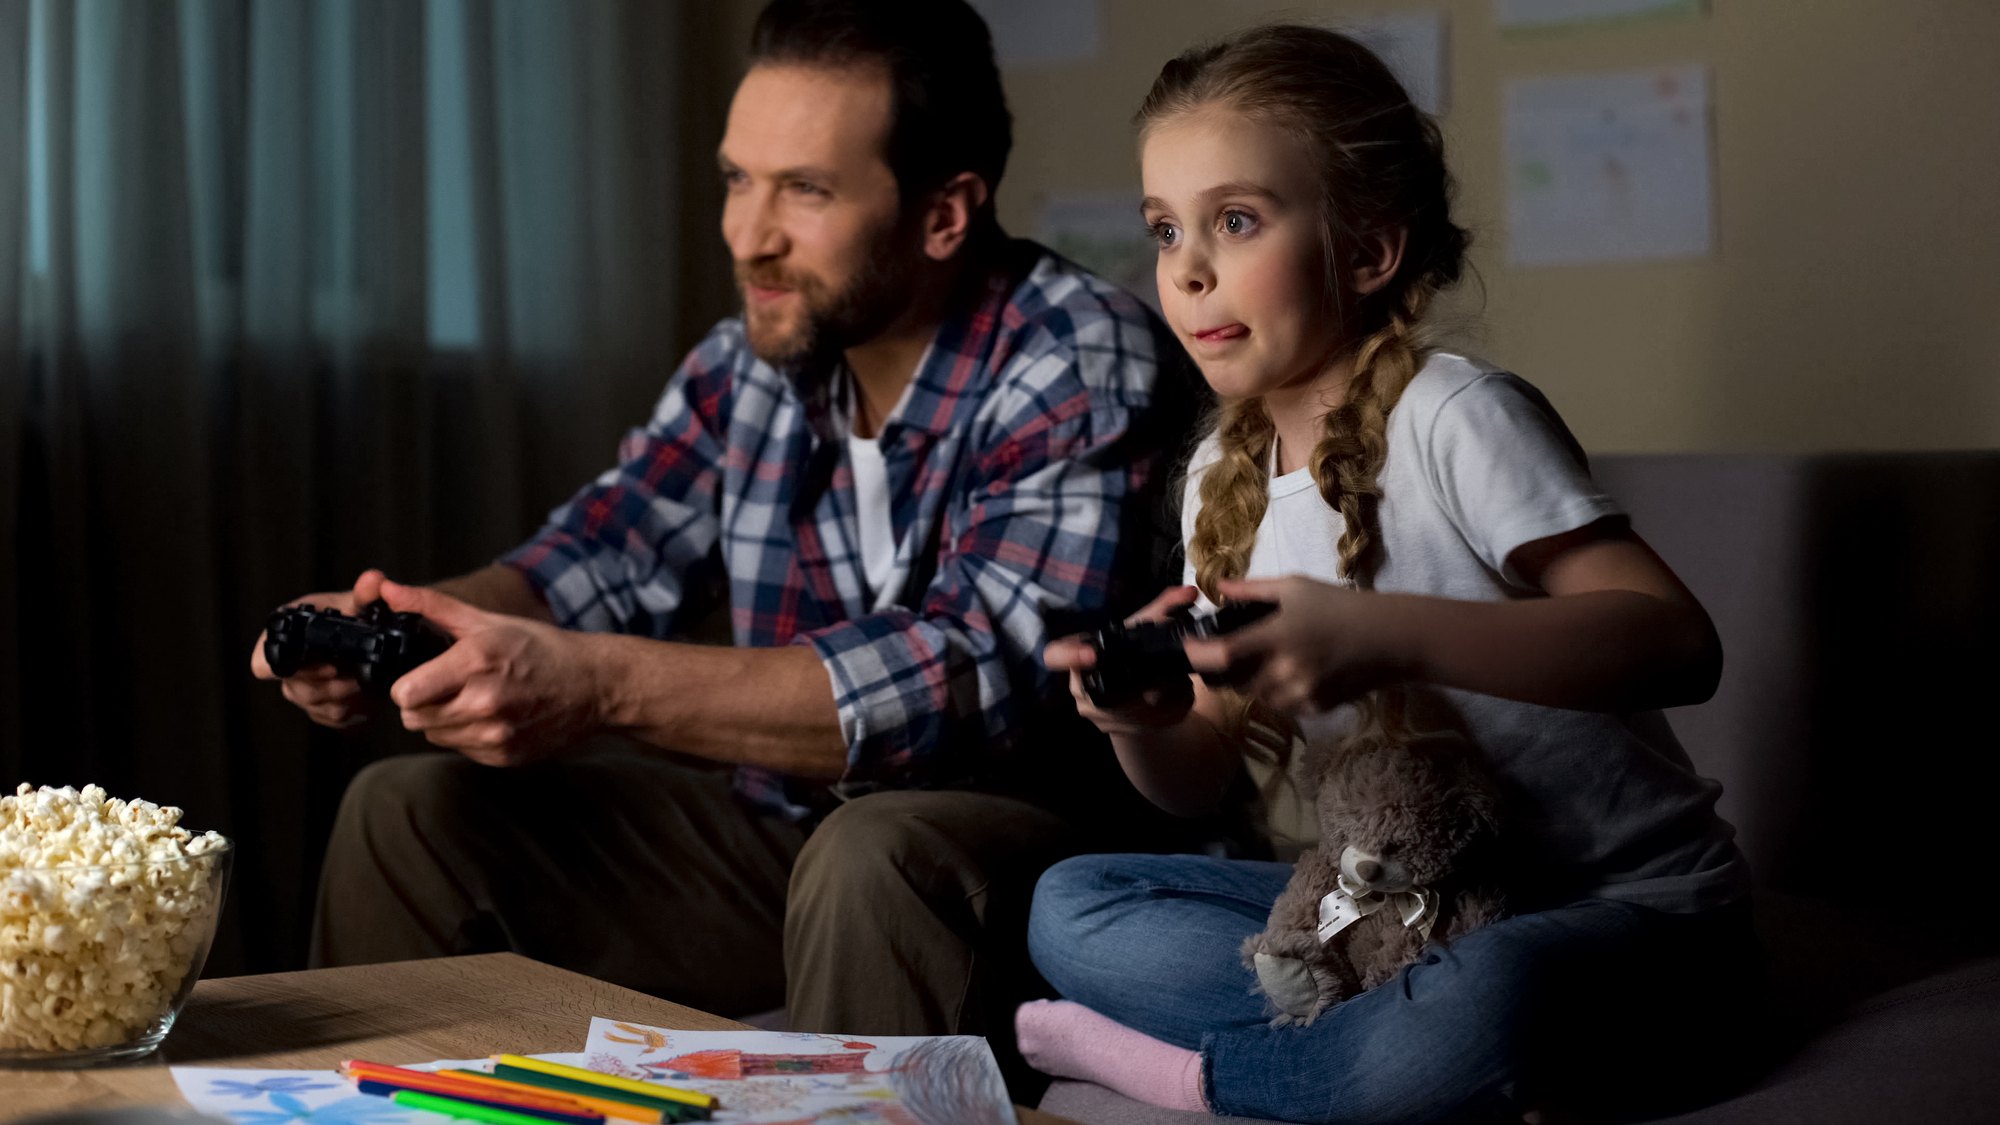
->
[[1025, 853, 1760, 1125]]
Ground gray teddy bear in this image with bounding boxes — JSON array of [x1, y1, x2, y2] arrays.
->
[[1242, 729, 1510, 1024]]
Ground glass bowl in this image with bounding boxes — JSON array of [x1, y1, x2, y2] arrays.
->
[[0, 839, 233, 1066]]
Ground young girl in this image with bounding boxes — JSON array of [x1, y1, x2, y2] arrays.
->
[[1023, 26, 1759, 1125]]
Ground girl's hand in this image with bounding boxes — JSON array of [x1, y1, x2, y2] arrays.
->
[[1044, 585, 1202, 734], [1182, 576, 1408, 715]]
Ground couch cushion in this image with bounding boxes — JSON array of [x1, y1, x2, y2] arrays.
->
[[1650, 954, 2000, 1125]]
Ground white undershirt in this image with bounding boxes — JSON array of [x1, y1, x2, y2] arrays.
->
[[846, 429, 897, 599], [838, 365, 905, 601]]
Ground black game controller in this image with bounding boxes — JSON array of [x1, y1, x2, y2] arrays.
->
[[1082, 600, 1279, 709], [263, 602, 452, 693]]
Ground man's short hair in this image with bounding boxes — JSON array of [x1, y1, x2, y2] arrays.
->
[[749, 0, 1012, 208]]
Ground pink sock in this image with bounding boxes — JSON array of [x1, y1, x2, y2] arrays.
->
[[1015, 999, 1208, 1113]]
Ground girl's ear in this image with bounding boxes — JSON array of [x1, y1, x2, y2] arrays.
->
[[1351, 227, 1409, 297], [922, 171, 991, 262]]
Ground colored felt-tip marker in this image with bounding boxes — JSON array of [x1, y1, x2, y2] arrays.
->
[[406, 1068, 670, 1124], [342, 1061, 598, 1115], [359, 1081, 602, 1125], [389, 1088, 597, 1125], [482, 1068, 708, 1123], [495, 1055, 717, 1112]]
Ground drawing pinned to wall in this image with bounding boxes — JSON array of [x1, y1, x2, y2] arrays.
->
[[967, 0, 1101, 67], [1334, 11, 1450, 115], [1037, 192, 1158, 312], [585, 1017, 1016, 1125], [1496, 0, 1701, 33], [1504, 64, 1713, 267]]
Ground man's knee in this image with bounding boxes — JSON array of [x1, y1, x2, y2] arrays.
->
[[314, 753, 497, 967], [786, 790, 1073, 1039], [788, 791, 973, 915], [328, 753, 485, 859]]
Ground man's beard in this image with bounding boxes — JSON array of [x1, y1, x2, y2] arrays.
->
[[737, 222, 922, 368]]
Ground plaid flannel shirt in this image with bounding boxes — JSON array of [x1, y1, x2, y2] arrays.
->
[[502, 241, 1185, 818]]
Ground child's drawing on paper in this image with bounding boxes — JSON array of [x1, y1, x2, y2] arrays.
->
[[171, 1056, 593, 1125], [763, 1107, 919, 1125], [601, 1021, 672, 1051], [171, 1069, 431, 1125], [206, 1078, 344, 1099], [1503, 64, 1713, 266], [585, 1017, 1016, 1125]]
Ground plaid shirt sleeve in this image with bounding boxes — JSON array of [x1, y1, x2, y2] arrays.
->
[[796, 312, 1159, 791], [499, 329, 738, 636]]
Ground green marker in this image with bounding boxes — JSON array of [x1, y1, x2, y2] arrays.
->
[[390, 1088, 590, 1125]]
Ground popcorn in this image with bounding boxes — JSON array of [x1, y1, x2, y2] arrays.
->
[[0, 783, 228, 1053]]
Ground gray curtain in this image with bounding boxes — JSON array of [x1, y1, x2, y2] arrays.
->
[[0, 0, 688, 973]]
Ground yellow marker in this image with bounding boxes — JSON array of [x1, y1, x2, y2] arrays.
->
[[495, 1055, 716, 1112]]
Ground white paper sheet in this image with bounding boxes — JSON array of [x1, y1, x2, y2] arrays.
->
[[172, 1056, 586, 1125], [1503, 64, 1713, 267], [1337, 10, 1451, 115], [172, 1021, 1018, 1125], [1497, 0, 1700, 32], [583, 1017, 1017, 1125]]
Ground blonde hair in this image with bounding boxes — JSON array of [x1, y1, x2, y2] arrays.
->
[[1143, 25, 1470, 775]]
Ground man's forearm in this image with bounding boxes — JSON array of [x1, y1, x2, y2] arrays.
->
[[584, 634, 849, 778], [433, 564, 555, 623]]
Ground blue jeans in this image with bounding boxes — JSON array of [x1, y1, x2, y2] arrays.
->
[[1028, 853, 1761, 1124]]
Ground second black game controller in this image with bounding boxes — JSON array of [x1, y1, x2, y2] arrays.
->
[[1081, 600, 1279, 709]]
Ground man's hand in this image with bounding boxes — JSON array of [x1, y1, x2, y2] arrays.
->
[[1044, 585, 1202, 735], [1181, 576, 1408, 716], [380, 579, 607, 767], [249, 568, 393, 729]]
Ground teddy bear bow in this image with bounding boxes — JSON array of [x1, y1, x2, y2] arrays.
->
[[1317, 872, 1440, 944]]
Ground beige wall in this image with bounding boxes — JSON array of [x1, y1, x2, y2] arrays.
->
[[689, 1, 2000, 453]]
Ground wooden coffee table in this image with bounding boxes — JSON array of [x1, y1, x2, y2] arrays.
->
[[0, 954, 1074, 1124]]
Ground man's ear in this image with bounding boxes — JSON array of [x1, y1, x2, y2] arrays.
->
[[921, 172, 991, 262], [1351, 226, 1408, 297]]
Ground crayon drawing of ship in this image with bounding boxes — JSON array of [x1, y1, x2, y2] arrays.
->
[[646, 1038, 1014, 1125], [651, 1049, 873, 1079]]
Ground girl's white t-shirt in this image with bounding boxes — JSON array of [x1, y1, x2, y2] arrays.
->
[[1182, 352, 1749, 913]]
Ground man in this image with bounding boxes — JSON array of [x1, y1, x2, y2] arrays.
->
[[252, 0, 1216, 1081]]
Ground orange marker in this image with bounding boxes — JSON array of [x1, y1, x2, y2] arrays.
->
[[340, 1061, 600, 1116]]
